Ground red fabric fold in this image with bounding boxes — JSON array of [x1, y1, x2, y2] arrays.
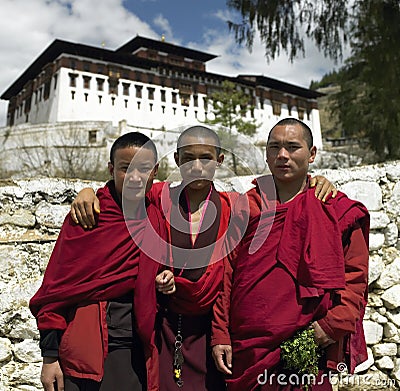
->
[[30, 181, 167, 390], [226, 177, 369, 391]]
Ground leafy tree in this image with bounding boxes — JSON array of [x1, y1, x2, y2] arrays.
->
[[309, 70, 340, 90], [205, 80, 257, 173], [331, 1, 400, 160], [226, 0, 350, 62], [227, 0, 400, 160]]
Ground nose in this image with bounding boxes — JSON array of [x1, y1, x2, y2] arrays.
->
[[191, 159, 203, 172], [127, 169, 141, 182], [277, 146, 289, 159]]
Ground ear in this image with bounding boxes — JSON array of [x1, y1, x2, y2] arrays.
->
[[153, 163, 159, 177], [108, 162, 114, 177], [174, 152, 180, 166], [217, 153, 224, 165], [309, 146, 317, 163]]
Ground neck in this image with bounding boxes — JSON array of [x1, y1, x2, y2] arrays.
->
[[122, 197, 146, 219], [184, 183, 212, 212], [274, 176, 308, 203]]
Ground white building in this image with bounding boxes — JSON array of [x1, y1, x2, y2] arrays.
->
[[1, 36, 323, 149]]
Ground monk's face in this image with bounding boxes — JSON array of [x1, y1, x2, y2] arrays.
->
[[108, 146, 158, 202], [174, 135, 224, 191], [266, 124, 316, 184]]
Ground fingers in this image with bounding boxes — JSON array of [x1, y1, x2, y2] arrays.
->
[[56, 374, 65, 391], [312, 176, 337, 202], [41, 358, 63, 391], [94, 198, 101, 214], [226, 345, 232, 370], [212, 345, 233, 375], [70, 189, 99, 228], [311, 321, 335, 348], [156, 271, 176, 295]]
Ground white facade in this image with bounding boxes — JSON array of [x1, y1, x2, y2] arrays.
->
[[4, 37, 324, 151]]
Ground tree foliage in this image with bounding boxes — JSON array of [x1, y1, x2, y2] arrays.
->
[[205, 80, 257, 136], [205, 80, 258, 174], [331, 1, 400, 160], [227, 0, 349, 62], [227, 0, 400, 160]]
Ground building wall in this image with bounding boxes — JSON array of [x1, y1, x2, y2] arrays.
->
[[8, 64, 323, 149]]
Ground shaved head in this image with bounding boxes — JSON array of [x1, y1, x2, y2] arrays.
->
[[268, 118, 313, 149], [177, 126, 221, 155]]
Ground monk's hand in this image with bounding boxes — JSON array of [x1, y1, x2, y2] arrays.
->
[[70, 188, 100, 229], [41, 357, 64, 391], [311, 321, 336, 349], [212, 344, 232, 375], [155, 270, 176, 295], [310, 175, 337, 202]]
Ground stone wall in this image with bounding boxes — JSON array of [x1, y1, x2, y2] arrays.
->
[[1, 162, 400, 390]]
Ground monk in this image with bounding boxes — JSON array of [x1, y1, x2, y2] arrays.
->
[[211, 118, 369, 391], [70, 125, 337, 391], [30, 132, 175, 391]]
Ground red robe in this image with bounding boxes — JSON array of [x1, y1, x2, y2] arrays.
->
[[30, 181, 167, 391], [148, 182, 235, 391], [212, 176, 369, 391]]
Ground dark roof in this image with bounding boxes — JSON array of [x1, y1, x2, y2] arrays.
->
[[237, 75, 324, 99], [1, 39, 165, 99], [1, 38, 322, 102], [116, 35, 217, 62]]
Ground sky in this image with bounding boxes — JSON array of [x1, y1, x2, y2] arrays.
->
[[0, 0, 344, 127]]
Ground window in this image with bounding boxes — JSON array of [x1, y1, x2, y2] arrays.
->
[[53, 74, 58, 90], [108, 78, 118, 95], [149, 103, 153, 111], [162, 105, 165, 114], [148, 87, 155, 100], [184, 109, 187, 117], [193, 95, 198, 107], [298, 108, 305, 120], [83, 76, 91, 89], [181, 94, 190, 107], [135, 85, 142, 98], [172, 92, 177, 104], [69, 73, 78, 87], [161, 90, 166, 102], [124, 99, 128, 108], [97, 64, 104, 74], [71, 91, 75, 100], [84, 93, 88, 102], [111, 96, 115, 106], [88, 130, 97, 143], [173, 107, 176, 115], [98, 95, 102, 104], [83, 62, 91, 72], [122, 83, 130, 96], [97, 78, 105, 91], [137, 101, 141, 110], [272, 102, 282, 116]]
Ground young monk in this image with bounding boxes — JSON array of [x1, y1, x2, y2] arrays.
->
[[211, 118, 369, 391], [30, 132, 175, 391], [70, 125, 337, 391]]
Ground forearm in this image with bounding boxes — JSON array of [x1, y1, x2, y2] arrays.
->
[[318, 227, 369, 339], [39, 329, 63, 357], [211, 257, 232, 346]]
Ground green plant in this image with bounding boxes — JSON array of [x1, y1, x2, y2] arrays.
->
[[280, 328, 320, 390]]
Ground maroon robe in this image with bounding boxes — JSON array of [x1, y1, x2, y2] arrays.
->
[[30, 181, 167, 391], [212, 175, 369, 391], [148, 182, 235, 391]]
